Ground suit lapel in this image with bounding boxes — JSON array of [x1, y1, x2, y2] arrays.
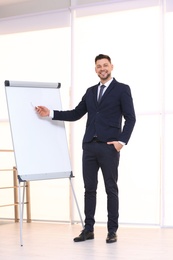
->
[[91, 78, 117, 105], [99, 78, 116, 104], [93, 83, 100, 105]]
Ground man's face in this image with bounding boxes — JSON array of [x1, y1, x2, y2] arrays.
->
[[95, 58, 113, 82]]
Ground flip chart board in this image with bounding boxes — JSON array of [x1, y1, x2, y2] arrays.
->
[[5, 80, 72, 181]]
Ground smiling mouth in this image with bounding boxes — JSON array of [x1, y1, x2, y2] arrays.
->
[[100, 70, 107, 74], [100, 72, 107, 77], [98, 71, 111, 81]]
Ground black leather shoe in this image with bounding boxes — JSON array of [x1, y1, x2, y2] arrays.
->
[[106, 232, 117, 243], [73, 229, 94, 242]]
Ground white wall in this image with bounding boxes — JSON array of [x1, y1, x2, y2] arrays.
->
[[1, 0, 173, 227], [0, 0, 70, 19]]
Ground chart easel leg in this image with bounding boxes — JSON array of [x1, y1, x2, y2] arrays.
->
[[69, 178, 84, 228], [18, 180, 26, 246]]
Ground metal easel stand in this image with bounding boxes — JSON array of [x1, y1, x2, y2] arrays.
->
[[18, 176, 84, 246], [69, 177, 84, 229], [18, 179, 26, 247]]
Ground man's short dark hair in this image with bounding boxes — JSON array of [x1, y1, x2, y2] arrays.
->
[[95, 54, 111, 63]]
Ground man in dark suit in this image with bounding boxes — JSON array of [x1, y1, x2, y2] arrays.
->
[[36, 54, 136, 243]]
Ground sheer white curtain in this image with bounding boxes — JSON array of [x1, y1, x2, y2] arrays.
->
[[163, 8, 173, 227], [1, 0, 173, 226], [71, 1, 162, 225], [0, 11, 71, 221]]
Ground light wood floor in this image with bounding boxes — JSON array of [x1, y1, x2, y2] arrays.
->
[[0, 220, 173, 260]]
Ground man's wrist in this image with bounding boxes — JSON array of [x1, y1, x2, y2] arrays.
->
[[49, 110, 54, 118], [118, 141, 125, 146]]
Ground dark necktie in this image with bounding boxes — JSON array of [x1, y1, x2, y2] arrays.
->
[[98, 85, 105, 103]]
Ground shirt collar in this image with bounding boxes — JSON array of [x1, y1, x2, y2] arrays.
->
[[99, 77, 113, 88]]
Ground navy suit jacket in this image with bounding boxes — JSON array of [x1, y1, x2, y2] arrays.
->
[[53, 78, 136, 144]]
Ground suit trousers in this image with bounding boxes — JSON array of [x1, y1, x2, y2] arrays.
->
[[82, 140, 120, 233]]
